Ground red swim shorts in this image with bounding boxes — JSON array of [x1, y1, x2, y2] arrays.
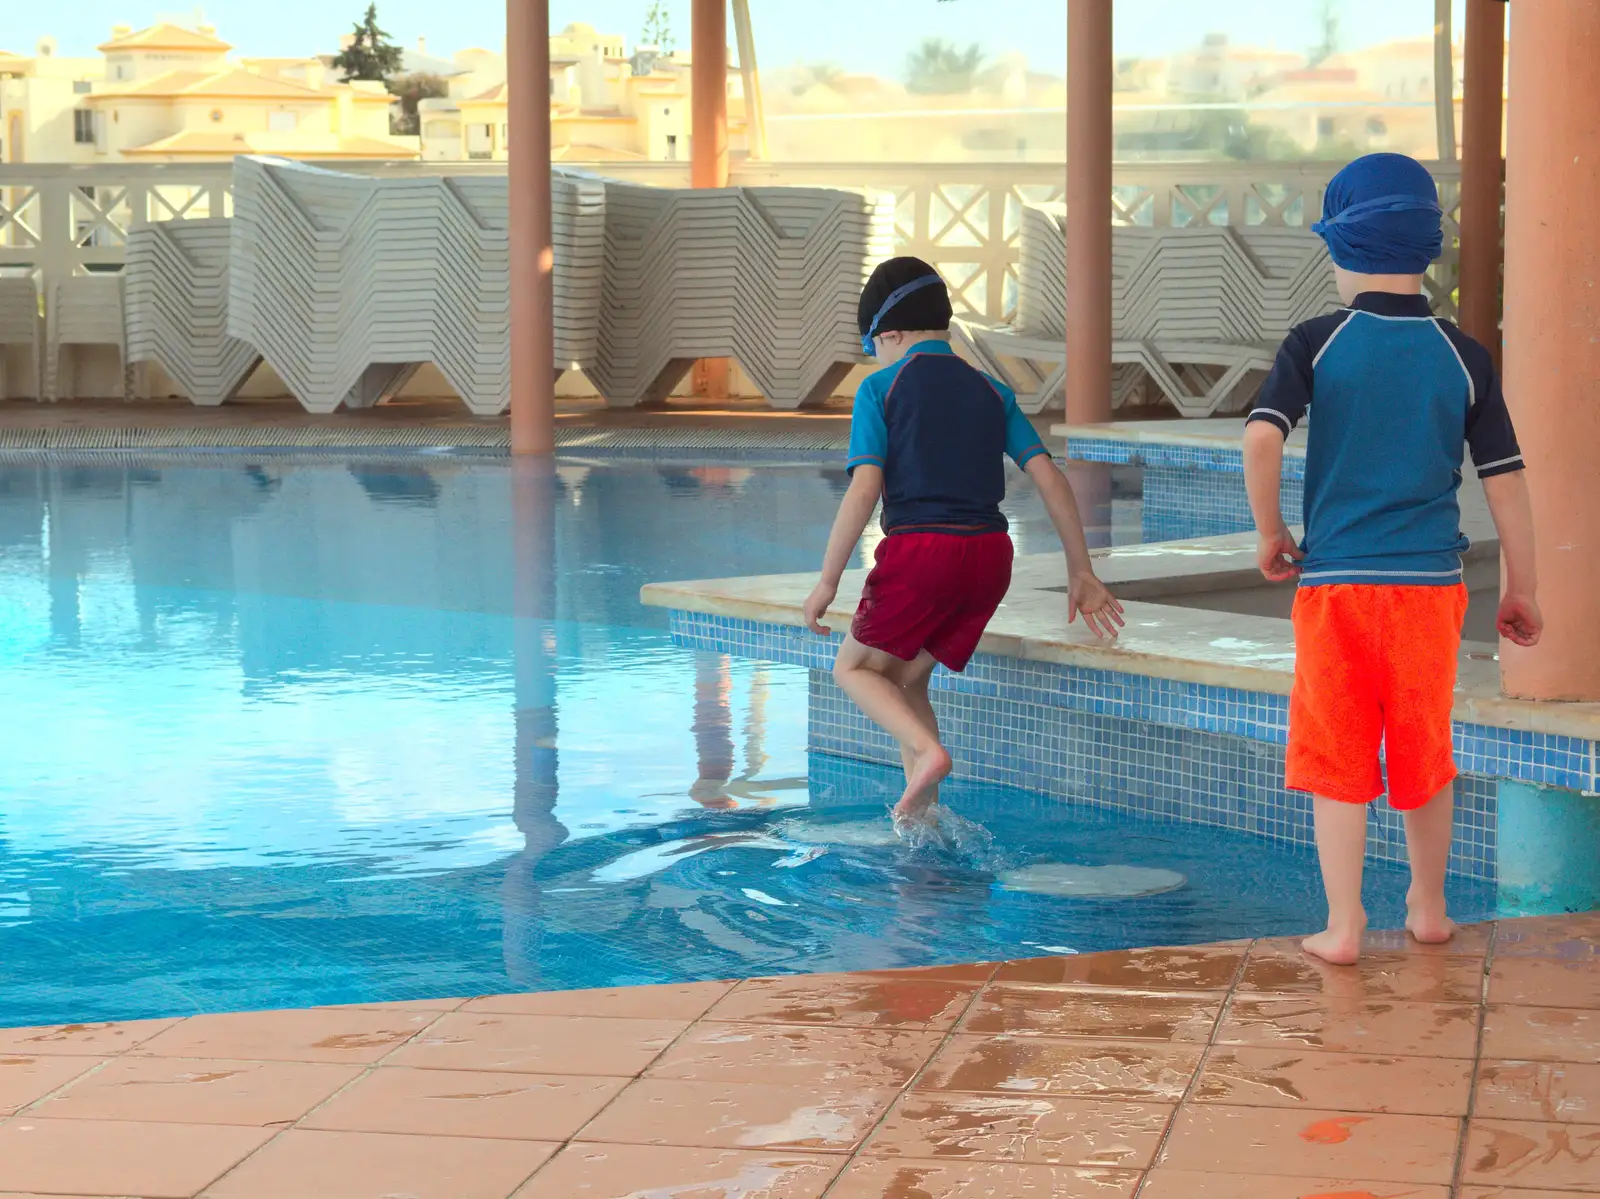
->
[[851, 531, 1014, 672], [1287, 583, 1468, 810]]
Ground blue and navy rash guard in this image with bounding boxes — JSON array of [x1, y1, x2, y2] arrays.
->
[[847, 340, 1048, 535], [1247, 291, 1524, 587]]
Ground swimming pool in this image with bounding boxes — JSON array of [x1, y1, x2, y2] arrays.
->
[[0, 455, 1494, 1028]]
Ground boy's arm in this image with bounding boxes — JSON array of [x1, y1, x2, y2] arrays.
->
[[1244, 325, 1314, 581], [803, 466, 881, 635], [1481, 470, 1542, 647], [1456, 330, 1542, 647], [1244, 422, 1303, 582], [1024, 455, 1125, 639]]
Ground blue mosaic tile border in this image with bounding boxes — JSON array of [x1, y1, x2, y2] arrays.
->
[[1141, 465, 1304, 542], [1068, 435, 1308, 481], [669, 610, 1600, 880], [809, 666, 1500, 880]]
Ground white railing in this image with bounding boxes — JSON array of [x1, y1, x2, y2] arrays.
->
[[0, 158, 1467, 323]]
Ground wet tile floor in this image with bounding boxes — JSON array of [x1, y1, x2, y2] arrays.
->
[[0, 914, 1595, 1198]]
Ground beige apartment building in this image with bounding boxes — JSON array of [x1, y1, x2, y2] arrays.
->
[[0, 23, 418, 162]]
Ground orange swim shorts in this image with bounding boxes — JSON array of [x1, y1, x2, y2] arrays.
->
[[1286, 583, 1468, 810]]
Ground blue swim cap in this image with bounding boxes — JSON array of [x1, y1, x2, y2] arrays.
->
[[1311, 153, 1443, 275]]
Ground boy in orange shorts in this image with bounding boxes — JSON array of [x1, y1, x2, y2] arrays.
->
[[1244, 153, 1543, 965]]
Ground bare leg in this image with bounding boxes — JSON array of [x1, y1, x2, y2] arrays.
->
[[833, 637, 949, 820], [1403, 781, 1456, 944], [890, 653, 942, 818], [1302, 796, 1369, 966]]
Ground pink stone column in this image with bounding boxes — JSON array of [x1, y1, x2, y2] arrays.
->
[[1458, 0, 1506, 364], [1066, 0, 1113, 425], [1500, 0, 1600, 700], [508, 0, 555, 455]]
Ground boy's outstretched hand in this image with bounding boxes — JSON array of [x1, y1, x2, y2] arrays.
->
[[1497, 592, 1544, 647], [1068, 573, 1125, 640], [1257, 524, 1305, 582], [803, 580, 838, 635]]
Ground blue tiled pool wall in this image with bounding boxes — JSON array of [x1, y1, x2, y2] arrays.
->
[[1066, 436, 1308, 480], [1142, 466, 1305, 542], [669, 612, 1600, 883]]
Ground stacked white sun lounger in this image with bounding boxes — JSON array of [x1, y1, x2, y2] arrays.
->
[[957, 202, 1341, 416], [226, 156, 606, 416], [125, 218, 261, 407], [0, 277, 41, 400], [587, 182, 894, 409]]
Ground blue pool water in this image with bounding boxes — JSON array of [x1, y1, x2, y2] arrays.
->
[[0, 455, 1493, 1028]]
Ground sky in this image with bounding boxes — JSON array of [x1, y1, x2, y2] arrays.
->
[[13, 0, 1467, 76]]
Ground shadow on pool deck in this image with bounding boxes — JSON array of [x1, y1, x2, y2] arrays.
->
[[0, 913, 1596, 1197]]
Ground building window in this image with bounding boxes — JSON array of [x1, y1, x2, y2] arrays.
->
[[1367, 117, 1388, 136], [73, 109, 95, 144], [268, 111, 297, 133], [72, 80, 92, 94], [665, 134, 677, 160], [1316, 116, 1335, 139]]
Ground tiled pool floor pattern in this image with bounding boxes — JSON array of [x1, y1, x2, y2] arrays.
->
[[0, 914, 1596, 1198]]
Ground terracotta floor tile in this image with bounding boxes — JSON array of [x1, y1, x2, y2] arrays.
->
[[133, 1008, 437, 1065], [1157, 1105, 1461, 1184], [1461, 1188, 1600, 1198], [297, 1067, 625, 1139], [865, 962, 1000, 984], [511, 1144, 843, 1197], [0, 1117, 274, 1197], [1238, 949, 1484, 1003], [461, 980, 735, 1020], [31, 1057, 361, 1126], [1492, 913, 1600, 959], [962, 987, 1220, 1042], [0, 1055, 105, 1116], [1193, 1047, 1473, 1116], [993, 946, 1243, 993], [1475, 1059, 1600, 1125], [1258, 924, 1492, 960], [1459, 1120, 1600, 1191], [384, 1012, 688, 1077], [1217, 997, 1482, 1058], [705, 975, 975, 1030], [202, 1128, 556, 1198], [1482, 1004, 1600, 1062], [829, 1157, 1141, 1197], [916, 1036, 1202, 1101], [645, 1023, 941, 1088], [578, 1078, 897, 1152], [316, 998, 467, 1013], [1489, 956, 1600, 1009], [0, 1019, 180, 1057], [862, 1092, 1172, 1168], [1140, 1171, 1450, 1198]]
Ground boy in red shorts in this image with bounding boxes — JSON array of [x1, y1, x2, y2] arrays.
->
[[803, 257, 1123, 827], [1244, 153, 1543, 965]]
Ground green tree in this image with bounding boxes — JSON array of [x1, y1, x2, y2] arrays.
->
[[641, 1, 674, 51], [906, 38, 985, 95], [1309, 0, 1341, 67], [333, 3, 404, 83], [386, 71, 448, 135]]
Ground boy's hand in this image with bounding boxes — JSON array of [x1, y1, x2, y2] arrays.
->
[[803, 581, 838, 635], [1497, 592, 1544, 648], [1257, 525, 1305, 582], [1068, 573, 1125, 640]]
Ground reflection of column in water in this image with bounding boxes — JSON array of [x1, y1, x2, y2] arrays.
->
[[502, 458, 568, 988], [1063, 460, 1114, 551], [690, 653, 736, 809], [44, 469, 85, 645], [742, 665, 769, 782]]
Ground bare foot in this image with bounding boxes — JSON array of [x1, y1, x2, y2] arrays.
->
[[1302, 925, 1365, 967], [1406, 903, 1456, 946], [892, 744, 952, 823]]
